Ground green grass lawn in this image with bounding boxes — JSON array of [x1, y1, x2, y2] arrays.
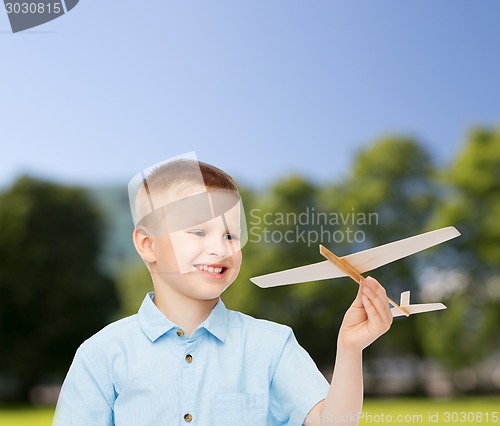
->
[[361, 397, 500, 425], [0, 396, 498, 425], [0, 407, 54, 426]]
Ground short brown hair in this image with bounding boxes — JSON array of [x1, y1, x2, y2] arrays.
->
[[133, 159, 239, 229], [145, 159, 238, 194]]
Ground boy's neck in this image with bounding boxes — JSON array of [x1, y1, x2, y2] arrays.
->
[[152, 285, 219, 337]]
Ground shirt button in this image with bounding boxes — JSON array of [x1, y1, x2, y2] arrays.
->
[[176, 329, 185, 337], [185, 354, 193, 363], [184, 413, 193, 422]]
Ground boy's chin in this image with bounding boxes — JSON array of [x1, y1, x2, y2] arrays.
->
[[202, 281, 234, 298], [191, 288, 229, 302]]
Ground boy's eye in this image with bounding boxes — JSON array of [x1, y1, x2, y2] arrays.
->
[[224, 233, 239, 241], [189, 230, 205, 237]]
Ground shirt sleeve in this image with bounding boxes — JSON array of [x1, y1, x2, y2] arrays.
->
[[268, 329, 330, 426], [53, 345, 115, 426]]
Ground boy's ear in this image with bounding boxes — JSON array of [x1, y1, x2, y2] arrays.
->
[[133, 226, 156, 264]]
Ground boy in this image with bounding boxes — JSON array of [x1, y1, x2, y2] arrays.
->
[[54, 154, 393, 425]]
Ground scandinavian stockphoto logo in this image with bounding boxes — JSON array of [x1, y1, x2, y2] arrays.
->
[[4, 0, 78, 32]]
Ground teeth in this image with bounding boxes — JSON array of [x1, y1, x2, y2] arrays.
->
[[196, 265, 224, 274]]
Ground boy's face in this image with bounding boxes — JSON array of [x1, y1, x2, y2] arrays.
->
[[149, 191, 243, 301]]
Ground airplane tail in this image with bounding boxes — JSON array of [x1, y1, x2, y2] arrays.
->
[[391, 291, 447, 317]]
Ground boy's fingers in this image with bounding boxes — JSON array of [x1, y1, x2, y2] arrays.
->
[[370, 279, 394, 326], [361, 293, 385, 328], [362, 277, 393, 328]]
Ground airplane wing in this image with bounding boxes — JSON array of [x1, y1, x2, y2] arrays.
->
[[249, 260, 342, 288], [250, 226, 460, 288]]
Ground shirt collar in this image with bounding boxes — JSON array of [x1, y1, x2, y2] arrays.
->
[[198, 297, 228, 343], [138, 292, 228, 343]]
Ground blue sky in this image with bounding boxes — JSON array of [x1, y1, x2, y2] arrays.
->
[[1, 0, 499, 190]]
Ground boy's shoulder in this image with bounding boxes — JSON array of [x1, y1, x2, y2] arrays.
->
[[225, 305, 293, 339], [93, 313, 139, 337], [78, 314, 140, 353]]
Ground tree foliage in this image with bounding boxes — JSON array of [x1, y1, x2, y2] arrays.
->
[[417, 128, 500, 373], [0, 176, 118, 399]]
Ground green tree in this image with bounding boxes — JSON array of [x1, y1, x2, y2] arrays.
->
[[0, 176, 118, 401], [418, 128, 500, 377]]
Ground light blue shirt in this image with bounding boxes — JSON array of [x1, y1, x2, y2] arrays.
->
[[54, 293, 329, 426]]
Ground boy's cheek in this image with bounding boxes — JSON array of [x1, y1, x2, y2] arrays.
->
[[230, 250, 243, 267]]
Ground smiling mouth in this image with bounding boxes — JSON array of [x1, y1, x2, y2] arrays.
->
[[194, 264, 228, 278]]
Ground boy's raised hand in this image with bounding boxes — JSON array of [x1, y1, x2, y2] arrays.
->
[[338, 277, 393, 352]]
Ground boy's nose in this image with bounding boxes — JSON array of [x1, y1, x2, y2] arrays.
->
[[205, 236, 230, 258]]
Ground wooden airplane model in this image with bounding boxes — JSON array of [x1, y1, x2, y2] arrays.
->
[[250, 226, 460, 317]]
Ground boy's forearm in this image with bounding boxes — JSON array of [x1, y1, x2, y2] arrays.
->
[[306, 278, 392, 425], [324, 344, 363, 425], [307, 344, 363, 426]]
